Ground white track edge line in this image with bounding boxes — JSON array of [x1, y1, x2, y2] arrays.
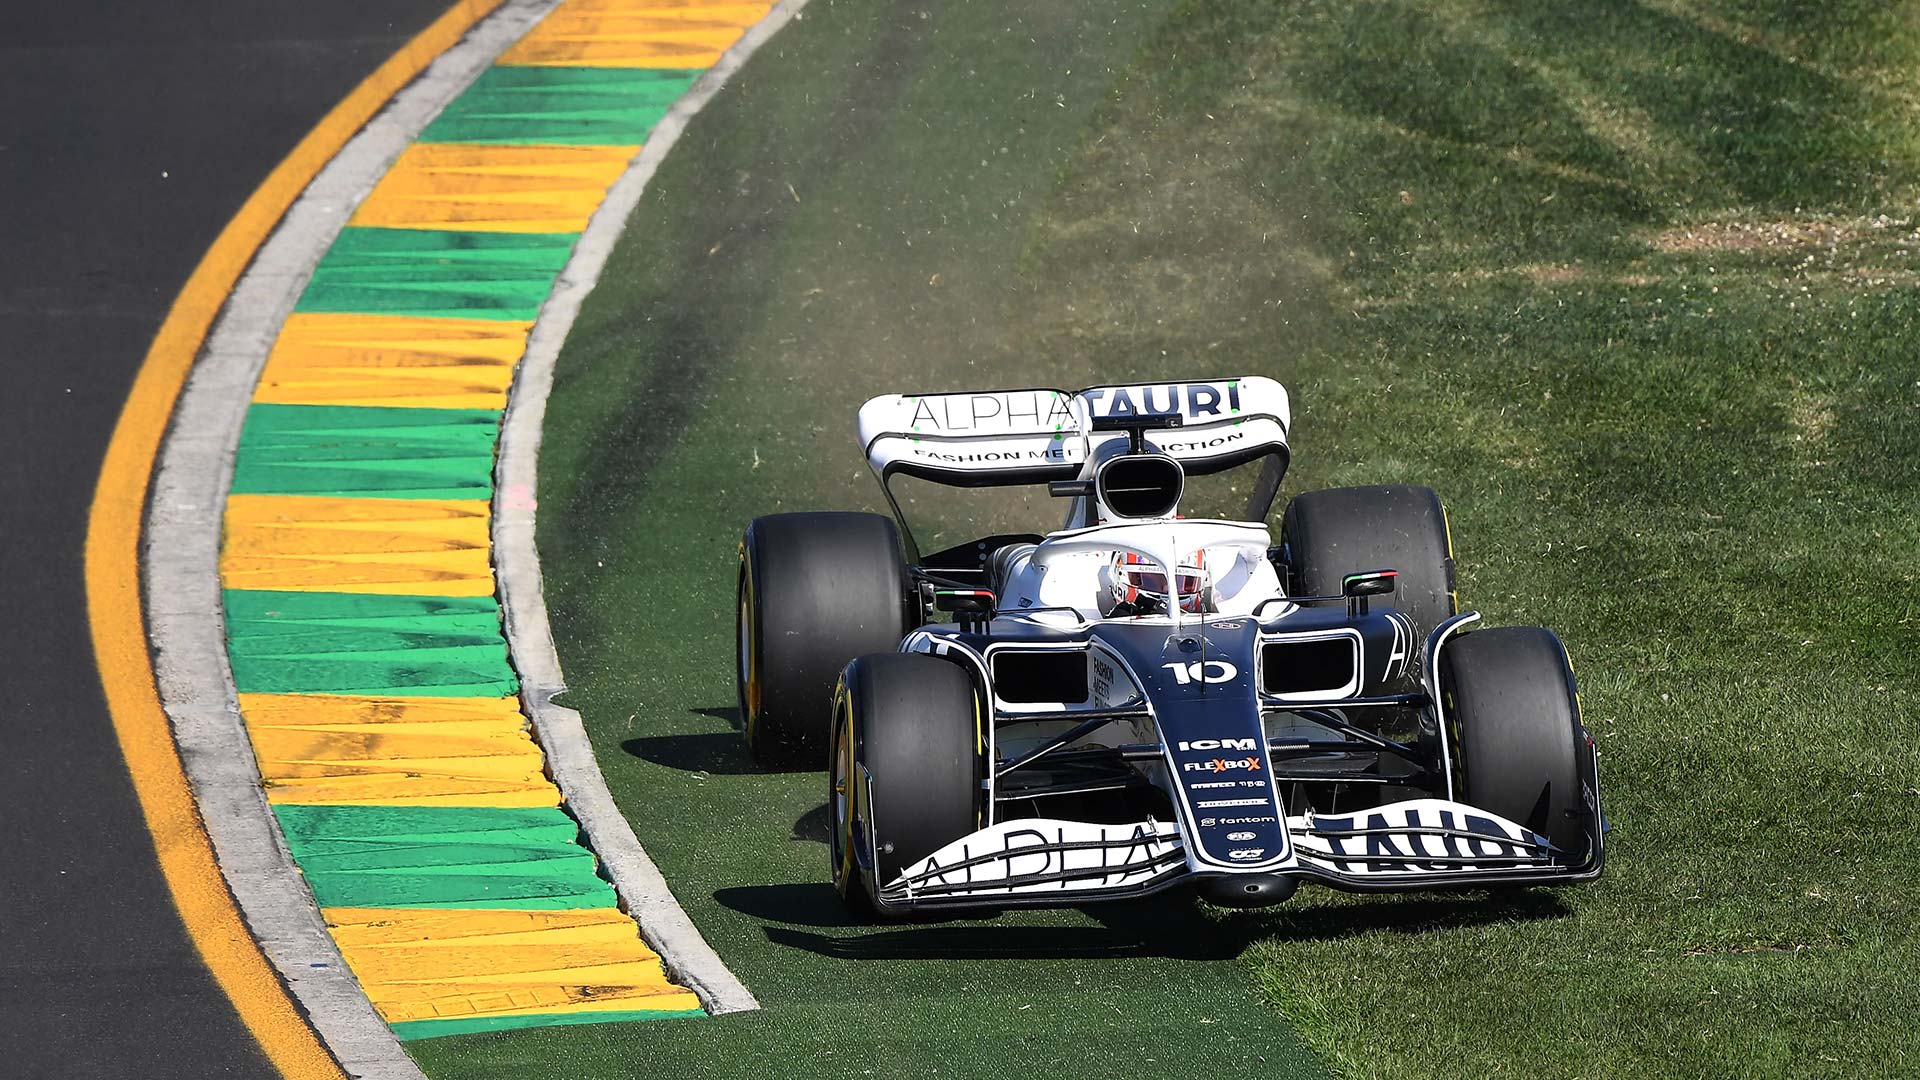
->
[[144, 2, 560, 1075], [491, 0, 814, 1018]]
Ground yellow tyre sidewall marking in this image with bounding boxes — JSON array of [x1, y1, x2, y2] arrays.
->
[[738, 546, 761, 736]]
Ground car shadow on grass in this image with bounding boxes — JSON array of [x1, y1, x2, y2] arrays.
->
[[621, 706, 819, 775], [791, 802, 830, 844], [715, 881, 1571, 962]]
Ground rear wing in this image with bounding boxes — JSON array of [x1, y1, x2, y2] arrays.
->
[[857, 377, 1290, 487]]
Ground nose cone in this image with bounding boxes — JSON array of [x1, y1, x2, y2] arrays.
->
[[1196, 872, 1299, 908]]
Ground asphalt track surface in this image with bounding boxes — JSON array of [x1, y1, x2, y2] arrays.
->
[[0, 3, 451, 1075]]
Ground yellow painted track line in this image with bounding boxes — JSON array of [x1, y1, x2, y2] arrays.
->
[[83, 3, 505, 1077]]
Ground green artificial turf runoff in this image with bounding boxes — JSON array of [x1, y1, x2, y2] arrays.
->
[[411, 0, 1920, 1077]]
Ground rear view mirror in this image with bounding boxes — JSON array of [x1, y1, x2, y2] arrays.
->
[[1342, 569, 1398, 598], [933, 589, 995, 615], [1342, 569, 1397, 614]]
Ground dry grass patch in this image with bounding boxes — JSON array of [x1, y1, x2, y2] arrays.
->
[[1651, 215, 1920, 255]]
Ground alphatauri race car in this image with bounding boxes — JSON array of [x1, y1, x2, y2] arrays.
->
[[736, 377, 1605, 914]]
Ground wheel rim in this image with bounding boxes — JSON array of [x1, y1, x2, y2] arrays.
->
[[829, 693, 855, 889], [737, 561, 760, 736]]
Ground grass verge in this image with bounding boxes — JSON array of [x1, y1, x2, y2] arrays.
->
[[416, 1, 1920, 1076]]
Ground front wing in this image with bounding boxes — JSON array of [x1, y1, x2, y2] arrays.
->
[[876, 797, 1604, 911]]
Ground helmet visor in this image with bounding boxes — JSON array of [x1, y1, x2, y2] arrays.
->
[[1122, 566, 1206, 600]]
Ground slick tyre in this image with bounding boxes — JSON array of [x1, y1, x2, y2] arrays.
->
[[1281, 484, 1457, 640], [830, 653, 983, 915], [738, 512, 909, 767], [1442, 626, 1590, 856]]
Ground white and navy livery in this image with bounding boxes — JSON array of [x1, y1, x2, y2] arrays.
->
[[735, 377, 1606, 914]]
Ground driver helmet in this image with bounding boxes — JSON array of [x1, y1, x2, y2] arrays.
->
[[1099, 551, 1212, 615]]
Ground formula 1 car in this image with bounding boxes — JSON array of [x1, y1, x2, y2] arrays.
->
[[736, 377, 1605, 914]]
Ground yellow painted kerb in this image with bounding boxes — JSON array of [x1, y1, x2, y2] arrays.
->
[[255, 313, 531, 411], [350, 143, 641, 233], [83, 2, 506, 1077], [222, 494, 497, 597], [239, 690, 560, 807], [325, 907, 702, 1023], [499, 0, 773, 67]]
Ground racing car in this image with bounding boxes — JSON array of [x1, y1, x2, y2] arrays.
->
[[736, 377, 1604, 914]]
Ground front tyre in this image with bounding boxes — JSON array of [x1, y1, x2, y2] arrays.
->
[[830, 653, 983, 915], [1442, 625, 1591, 856], [738, 512, 909, 766]]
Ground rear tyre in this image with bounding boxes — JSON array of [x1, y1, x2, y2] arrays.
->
[[738, 512, 909, 766], [830, 653, 983, 915], [1442, 626, 1589, 855], [1280, 484, 1457, 640]]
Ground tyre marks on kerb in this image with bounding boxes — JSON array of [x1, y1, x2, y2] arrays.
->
[[351, 144, 640, 233], [255, 315, 531, 410], [238, 693, 554, 806], [294, 228, 575, 320], [222, 495, 496, 597], [214, 0, 774, 1041]]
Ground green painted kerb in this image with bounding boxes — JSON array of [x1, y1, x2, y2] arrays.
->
[[274, 804, 618, 910], [231, 403, 498, 500], [224, 588, 519, 698], [393, 1008, 706, 1041], [295, 227, 576, 321], [420, 65, 702, 145]]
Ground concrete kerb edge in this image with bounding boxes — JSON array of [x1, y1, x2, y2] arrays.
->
[[143, 2, 561, 1076], [491, 0, 814, 1019]]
